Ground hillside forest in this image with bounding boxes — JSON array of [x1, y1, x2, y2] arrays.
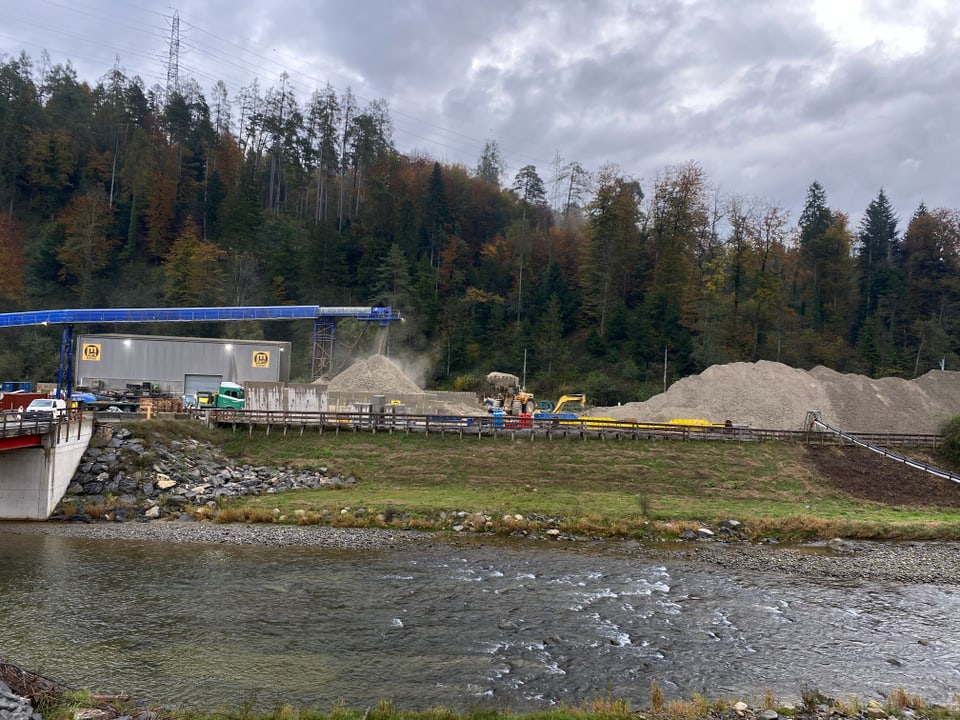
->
[[0, 52, 958, 404]]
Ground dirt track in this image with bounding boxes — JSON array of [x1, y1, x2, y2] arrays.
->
[[805, 446, 960, 507]]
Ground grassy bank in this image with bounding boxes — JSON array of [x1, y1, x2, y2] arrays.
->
[[26, 684, 960, 720], [145, 420, 960, 541]]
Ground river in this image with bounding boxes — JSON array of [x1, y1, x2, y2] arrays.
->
[[1, 531, 959, 712]]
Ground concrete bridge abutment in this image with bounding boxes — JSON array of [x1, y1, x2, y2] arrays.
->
[[0, 416, 95, 519]]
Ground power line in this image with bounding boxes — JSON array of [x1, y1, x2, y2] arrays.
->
[[1, 2, 561, 175]]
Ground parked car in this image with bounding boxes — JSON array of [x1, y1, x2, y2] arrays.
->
[[22, 398, 68, 421]]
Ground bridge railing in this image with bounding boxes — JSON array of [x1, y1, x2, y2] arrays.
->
[[0, 407, 90, 439]]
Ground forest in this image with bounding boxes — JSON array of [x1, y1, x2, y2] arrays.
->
[[0, 51, 958, 405]]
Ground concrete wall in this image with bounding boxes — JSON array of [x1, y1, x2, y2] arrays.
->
[[326, 390, 477, 414], [0, 417, 94, 519], [245, 382, 328, 412], [286, 384, 328, 412]]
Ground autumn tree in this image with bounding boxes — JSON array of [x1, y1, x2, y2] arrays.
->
[[581, 165, 643, 338], [56, 192, 115, 306], [640, 162, 709, 371], [748, 201, 792, 361], [162, 218, 226, 306]]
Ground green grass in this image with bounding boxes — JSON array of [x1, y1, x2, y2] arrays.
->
[[31, 686, 960, 720], [188, 423, 960, 541]]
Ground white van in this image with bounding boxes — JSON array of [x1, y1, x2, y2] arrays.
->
[[23, 398, 68, 421]]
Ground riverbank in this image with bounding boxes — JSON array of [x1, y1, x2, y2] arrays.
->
[[53, 419, 960, 543], [4, 519, 960, 585]]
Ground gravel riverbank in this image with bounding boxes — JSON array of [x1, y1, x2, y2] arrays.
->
[[3, 520, 960, 585], [0, 519, 428, 550]]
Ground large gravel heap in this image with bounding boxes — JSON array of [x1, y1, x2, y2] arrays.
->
[[327, 354, 423, 394], [594, 360, 960, 434]]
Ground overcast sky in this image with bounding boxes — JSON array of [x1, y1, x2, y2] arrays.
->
[[1, 0, 958, 228]]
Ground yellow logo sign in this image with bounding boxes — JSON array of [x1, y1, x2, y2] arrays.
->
[[82, 343, 101, 361], [252, 350, 270, 369]]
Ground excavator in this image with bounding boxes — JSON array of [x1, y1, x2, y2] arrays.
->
[[534, 393, 588, 422]]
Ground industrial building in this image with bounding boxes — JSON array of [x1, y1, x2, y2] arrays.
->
[[74, 334, 292, 396]]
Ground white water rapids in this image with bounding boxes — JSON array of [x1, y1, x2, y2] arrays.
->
[[1, 532, 958, 711]]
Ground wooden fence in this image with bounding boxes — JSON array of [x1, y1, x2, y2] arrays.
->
[[202, 409, 943, 449]]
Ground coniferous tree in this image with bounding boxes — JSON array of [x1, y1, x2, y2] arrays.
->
[[475, 139, 504, 186], [797, 180, 837, 329], [854, 189, 905, 374]]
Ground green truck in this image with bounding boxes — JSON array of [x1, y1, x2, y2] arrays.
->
[[197, 381, 245, 409]]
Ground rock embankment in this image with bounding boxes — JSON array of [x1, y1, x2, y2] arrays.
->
[[59, 426, 356, 522], [0, 683, 35, 720]]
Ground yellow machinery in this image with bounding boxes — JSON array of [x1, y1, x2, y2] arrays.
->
[[552, 393, 587, 413], [483, 372, 535, 415], [535, 393, 588, 421]]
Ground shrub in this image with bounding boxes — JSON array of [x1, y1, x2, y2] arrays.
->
[[940, 415, 960, 466]]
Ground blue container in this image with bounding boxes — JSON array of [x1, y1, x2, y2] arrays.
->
[[492, 408, 505, 429]]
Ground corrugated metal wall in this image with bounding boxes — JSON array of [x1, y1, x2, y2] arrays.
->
[[76, 334, 291, 393]]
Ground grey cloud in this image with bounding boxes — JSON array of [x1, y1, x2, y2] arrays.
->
[[3, 0, 959, 222]]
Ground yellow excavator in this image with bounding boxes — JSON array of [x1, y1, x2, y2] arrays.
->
[[534, 393, 588, 421]]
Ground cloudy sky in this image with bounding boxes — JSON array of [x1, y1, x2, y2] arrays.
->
[[1, 0, 958, 227]]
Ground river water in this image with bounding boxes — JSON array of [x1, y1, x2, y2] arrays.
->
[[2, 531, 959, 712]]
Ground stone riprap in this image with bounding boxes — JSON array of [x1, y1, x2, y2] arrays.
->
[[0, 682, 36, 720], [57, 427, 355, 522]]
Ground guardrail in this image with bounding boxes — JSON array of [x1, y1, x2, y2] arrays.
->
[[0, 411, 56, 438], [0, 408, 90, 442], [201, 409, 944, 448]]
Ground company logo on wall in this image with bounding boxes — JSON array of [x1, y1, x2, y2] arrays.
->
[[82, 343, 101, 361], [252, 350, 270, 368]]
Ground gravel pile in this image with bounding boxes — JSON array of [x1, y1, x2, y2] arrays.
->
[[327, 354, 423, 395], [595, 360, 960, 434]]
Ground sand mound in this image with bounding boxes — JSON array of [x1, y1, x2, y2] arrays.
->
[[327, 355, 423, 395], [594, 360, 960, 434]]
